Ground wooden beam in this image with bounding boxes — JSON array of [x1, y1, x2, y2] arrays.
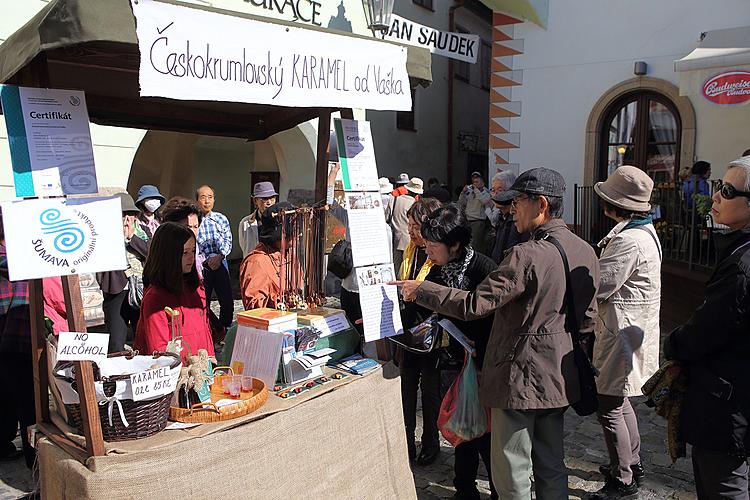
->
[[62, 275, 105, 457], [36, 422, 89, 465], [314, 109, 332, 205], [29, 279, 50, 424]]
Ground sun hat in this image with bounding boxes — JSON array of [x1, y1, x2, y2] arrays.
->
[[396, 173, 410, 185], [494, 167, 566, 203], [135, 184, 166, 205], [379, 177, 394, 194], [253, 181, 278, 198], [116, 192, 139, 215], [405, 177, 424, 195], [594, 165, 653, 212]]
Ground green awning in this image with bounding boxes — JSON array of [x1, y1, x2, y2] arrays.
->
[[0, 0, 431, 139]]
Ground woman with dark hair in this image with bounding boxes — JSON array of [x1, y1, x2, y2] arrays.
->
[[419, 204, 497, 499], [398, 197, 443, 465], [134, 222, 214, 359]]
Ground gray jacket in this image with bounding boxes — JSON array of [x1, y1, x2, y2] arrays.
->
[[416, 219, 599, 410]]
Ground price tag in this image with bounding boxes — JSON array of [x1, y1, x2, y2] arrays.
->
[[130, 366, 177, 401], [56, 331, 109, 363]]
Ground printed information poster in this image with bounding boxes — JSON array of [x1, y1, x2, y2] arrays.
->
[[0, 85, 98, 197], [1, 197, 127, 281], [334, 119, 381, 192], [356, 264, 404, 342]]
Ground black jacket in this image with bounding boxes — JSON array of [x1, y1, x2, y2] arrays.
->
[[665, 230, 750, 457], [426, 251, 496, 367]]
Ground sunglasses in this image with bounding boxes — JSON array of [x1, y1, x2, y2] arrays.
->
[[718, 181, 750, 200]]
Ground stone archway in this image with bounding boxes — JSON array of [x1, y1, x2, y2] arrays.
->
[[583, 77, 696, 185]]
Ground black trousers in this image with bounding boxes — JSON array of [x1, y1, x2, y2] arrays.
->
[[400, 349, 441, 452], [454, 433, 498, 499], [102, 290, 139, 353], [339, 287, 364, 337], [203, 265, 234, 328], [692, 446, 749, 500], [0, 353, 36, 469]]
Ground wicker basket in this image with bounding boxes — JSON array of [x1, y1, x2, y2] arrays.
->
[[169, 377, 268, 423], [56, 351, 181, 442]]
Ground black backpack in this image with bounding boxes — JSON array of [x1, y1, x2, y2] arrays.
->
[[327, 239, 353, 279]]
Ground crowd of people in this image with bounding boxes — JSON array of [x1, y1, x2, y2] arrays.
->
[[2, 153, 750, 500]]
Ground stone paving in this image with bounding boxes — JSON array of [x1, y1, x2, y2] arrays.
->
[[410, 397, 697, 499]]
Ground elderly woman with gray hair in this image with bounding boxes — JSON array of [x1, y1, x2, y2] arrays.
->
[[590, 166, 662, 499], [665, 156, 750, 499]]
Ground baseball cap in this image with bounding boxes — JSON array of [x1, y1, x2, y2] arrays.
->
[[470, 171, 483, 179], [493, 167, 566, 203], [396, 173, 409, 185]]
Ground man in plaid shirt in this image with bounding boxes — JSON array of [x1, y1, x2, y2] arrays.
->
[[196, 185, 234, 328], [0, 221, 36, 468]]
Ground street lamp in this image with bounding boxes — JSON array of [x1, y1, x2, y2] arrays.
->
[[363, 0, 395, 38]]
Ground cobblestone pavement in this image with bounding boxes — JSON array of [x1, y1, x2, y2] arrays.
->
[[410, 397, 697, 499]]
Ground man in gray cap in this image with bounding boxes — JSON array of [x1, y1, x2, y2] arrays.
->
[[395, 167, 600, 499], [238, 181, 279, 258]]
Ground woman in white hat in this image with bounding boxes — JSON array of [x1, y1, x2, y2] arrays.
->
[[590, 165, 662, 499]]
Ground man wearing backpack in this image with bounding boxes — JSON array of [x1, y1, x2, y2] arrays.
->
[[395, 167, 600, 499]]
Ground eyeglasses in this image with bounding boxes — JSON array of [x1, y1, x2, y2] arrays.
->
[[718, 181, 750, 200], [510, 194, 530, 209]]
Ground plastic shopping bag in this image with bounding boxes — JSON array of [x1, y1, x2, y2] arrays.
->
[[437, 353, 490, 447]]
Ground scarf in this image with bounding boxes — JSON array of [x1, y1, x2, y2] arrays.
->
[[624, 214, 653, 230], [399, 241, 433, 281], [440, 246, 474, 289]]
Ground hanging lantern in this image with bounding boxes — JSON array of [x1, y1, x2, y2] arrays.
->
[[364, 0, 396, 37]]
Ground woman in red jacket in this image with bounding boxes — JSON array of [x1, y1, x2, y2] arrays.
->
[[134, 222, 215, 359]]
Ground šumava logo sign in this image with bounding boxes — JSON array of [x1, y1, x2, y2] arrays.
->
[[32, 207, 98, 271], [703, 70, 750, 106]]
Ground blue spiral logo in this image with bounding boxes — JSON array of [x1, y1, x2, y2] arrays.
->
[[40, 208, 85, 253]]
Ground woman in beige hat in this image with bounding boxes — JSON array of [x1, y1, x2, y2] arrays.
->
[[590, 165, 662, 499]]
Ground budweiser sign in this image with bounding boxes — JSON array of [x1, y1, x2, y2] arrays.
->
[[702, 70, 750, 105]]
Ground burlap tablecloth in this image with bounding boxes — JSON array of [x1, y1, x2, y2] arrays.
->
[[38, 364, 416, 499]]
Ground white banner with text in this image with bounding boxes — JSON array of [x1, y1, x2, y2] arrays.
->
[[385, 15, 479, 63], [131, 0, 412, 111]]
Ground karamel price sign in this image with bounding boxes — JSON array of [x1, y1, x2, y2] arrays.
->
[[130, 366, 178, 401]]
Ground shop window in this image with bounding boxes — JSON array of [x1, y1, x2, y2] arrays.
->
[[480, 40, 491, 90], [454, 27, 471, 83], [412, 0, 434, 10], [396, 88, 417, 131], [599, 91, 681, 184]]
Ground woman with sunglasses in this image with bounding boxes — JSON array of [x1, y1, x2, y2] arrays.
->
[[590, 166, 662, 499], [420, 205, 497, 499], [665, 156, 750, 499]]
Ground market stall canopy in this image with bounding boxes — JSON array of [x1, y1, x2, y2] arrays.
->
[[675, 26, 750, 97], [0, 0, 432, 140], [478, 0, 548, 29]]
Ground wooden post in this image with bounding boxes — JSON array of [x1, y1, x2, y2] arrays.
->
[[314, 108, 332, 205], [62, 275, 105, 457], [29, 279, 50, 424]]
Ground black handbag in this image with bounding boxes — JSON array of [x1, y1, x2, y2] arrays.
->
[[327, 239, 353, 279], [388, 314, 441, 354], [546, 235, 599, 416]]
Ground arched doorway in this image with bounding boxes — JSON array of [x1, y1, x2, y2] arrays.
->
[[599, 91, 681, 183], [127, 124, 317, 260], [584, 77, 696, 186]]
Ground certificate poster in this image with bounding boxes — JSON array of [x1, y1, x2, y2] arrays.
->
[[356, 263, 404, 342], [0, 85, 98, 197], [334, 119, 380, 192], [1, 197, 126, 281]]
